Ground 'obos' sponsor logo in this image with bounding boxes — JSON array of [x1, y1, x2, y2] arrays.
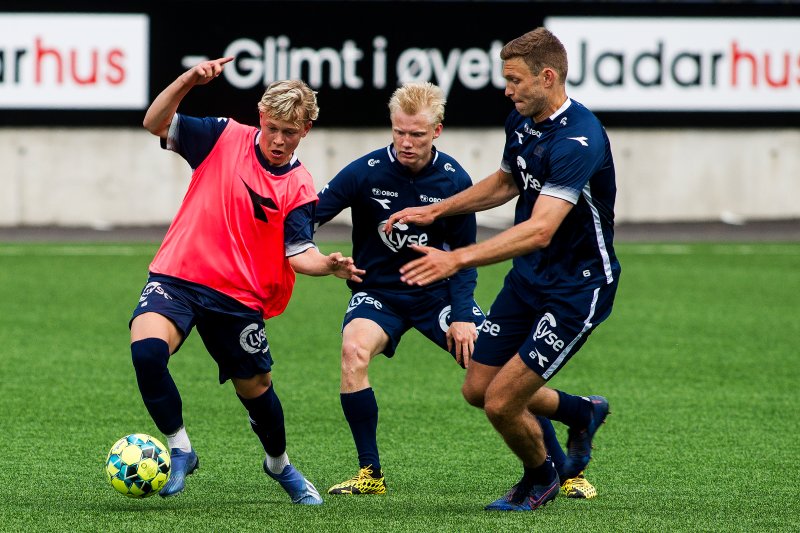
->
[[378, 221, 429, 252]]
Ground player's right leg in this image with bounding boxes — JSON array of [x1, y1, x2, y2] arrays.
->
[[481, 356, 559, 511], [328, 313, 395, 495], [130, 285, 197, 498]]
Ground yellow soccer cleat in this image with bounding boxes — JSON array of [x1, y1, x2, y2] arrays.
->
[[327, 465, 387, 495], [560, 472, 597, 499]]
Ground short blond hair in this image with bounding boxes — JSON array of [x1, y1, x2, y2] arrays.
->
[[501, 27, 568, 82], [388, 82, 446, 126], [257, 79, 319, 126]]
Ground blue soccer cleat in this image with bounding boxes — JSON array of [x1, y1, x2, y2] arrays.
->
[[485, 476, 560, 511], [263, 460, 323, 505], [562, 395, 609, 479], [159, 448, 199, 497]]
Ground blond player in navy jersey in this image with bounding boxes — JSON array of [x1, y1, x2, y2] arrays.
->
[[387, 28, 620, 511]]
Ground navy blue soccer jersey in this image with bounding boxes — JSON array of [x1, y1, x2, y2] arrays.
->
[[163, 113, 315, 255], [316, 145, 478, 322], [501, 99, 620, 291]]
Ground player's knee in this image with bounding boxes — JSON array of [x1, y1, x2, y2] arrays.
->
[[341, 342, 370, 372], [462, 382, 485, 408], [483, 394, 514, 428], [130, 338, 170, 374]]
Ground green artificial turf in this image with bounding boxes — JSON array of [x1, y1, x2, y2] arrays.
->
[[0, 241, 797, 532]]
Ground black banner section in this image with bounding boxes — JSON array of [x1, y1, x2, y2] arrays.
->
[[1, 1, 797, 128]]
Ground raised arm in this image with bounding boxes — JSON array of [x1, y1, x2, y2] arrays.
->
[[142, 57, 234, 138], [383, 169, 518, 232]]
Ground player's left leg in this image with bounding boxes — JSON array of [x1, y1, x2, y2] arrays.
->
[[198, 311, 322, 505], [328, 317, 392, 495], [522, 282, 618, 480], [537, 416, 598, 498], [233, 373, 322, 505]]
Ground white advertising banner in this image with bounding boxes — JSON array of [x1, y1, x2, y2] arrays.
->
[[545, 17, 800, 111], [0, 13, 148, 109]]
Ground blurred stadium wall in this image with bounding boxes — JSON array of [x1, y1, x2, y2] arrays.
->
[[1, 2, 798, 228]]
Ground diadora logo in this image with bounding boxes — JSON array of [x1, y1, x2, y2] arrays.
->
[[567, 136, 589, 147], [368, 159, 380, 167], [443, 163, 455, 173], [371, 188, 398, 197], [534, 313, 565, 352], [438, 305, 452, 332], [528, 348, 550, 368], [371, 197, 392, 209], [239, 323, 269, 354], [139, 282, 173, 303], [347, 292, 383, 313], [419, 194, 443, 203], [516, 156, 542, 192], [378, 221, 429, 252]]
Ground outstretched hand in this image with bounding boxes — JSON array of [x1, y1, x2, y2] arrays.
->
[[186, 57, 234, 86], [328, 252, 365, 282], [383, 206, 437, 233], [399, 244, 460, 286]]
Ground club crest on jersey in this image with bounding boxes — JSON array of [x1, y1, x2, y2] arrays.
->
[[378, 221, 429, 253]]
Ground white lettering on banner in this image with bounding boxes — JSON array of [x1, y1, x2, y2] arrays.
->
[[545, 17, 800, 111], [224, 36, 364, 89], [0, 13, 148, 109], [195, 36, 505, 98]]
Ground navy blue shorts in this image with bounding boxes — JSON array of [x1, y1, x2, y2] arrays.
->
[[473, 271, 619, 380], [342, 287, 485, 361], [130, 274, 273, 383]]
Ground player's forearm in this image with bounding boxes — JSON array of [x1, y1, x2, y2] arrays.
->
[[142, 74, 195, 138], [453, 219, 550, 269], [288, 247, 332, 276]]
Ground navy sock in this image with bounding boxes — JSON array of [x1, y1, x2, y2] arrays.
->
[[341, 388, 380, 473], [514, 457, 557, 502], [131, 338, 183, 435], [523, 457, 558, 487], [238, 384, 286, 457], [551, 390, 592, 429], [537, 416, 567, 476]]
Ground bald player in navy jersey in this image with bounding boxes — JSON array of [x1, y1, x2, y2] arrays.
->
[[386, 28, 619, 511]]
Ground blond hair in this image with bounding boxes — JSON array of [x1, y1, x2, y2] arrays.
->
[[500, 27, 568, 82], [257, 79, 319, 126], [388, 82, 446, 126]]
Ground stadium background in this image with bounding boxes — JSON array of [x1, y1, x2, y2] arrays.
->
[[1, 0, 799, 236]]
